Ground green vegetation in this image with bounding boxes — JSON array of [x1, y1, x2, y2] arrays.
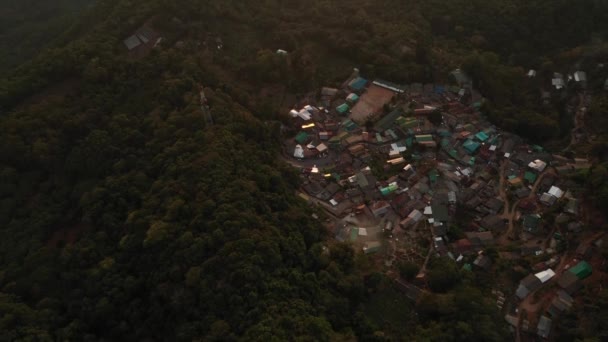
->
[[0, 0, 607, 340]]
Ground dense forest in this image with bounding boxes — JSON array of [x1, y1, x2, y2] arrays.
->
[[1, 0, 607, 340]]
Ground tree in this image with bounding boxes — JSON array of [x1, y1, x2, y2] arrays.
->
[[398, 261, 420, 281]]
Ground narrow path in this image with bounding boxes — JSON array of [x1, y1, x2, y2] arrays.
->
[[564, 92, 588, 151]]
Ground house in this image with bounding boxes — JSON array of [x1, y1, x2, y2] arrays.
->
[[548, 186, 564, 199], [537, 315, 552, 339], [523, 214, 542, 234], [536, 269, 556, 283], [576, 244, 593, 260], [516, 274, 543, 299], [547, 291, 573, 318], [574, 71, 587, 82], [124, 35, 143, 50], [363, 241, 382, 254], [524, 171, 537, 184], [400, 209, 423, 228], [370, 201, 391, 218], [552, 73, 565, 89], [528, 159, 547, 172], [336, 103, 350, 115], [568, 260, 592, 279], [563, 198, 578, 215], [463, 139, 481, 154], [540, 193, 557, 206], [484, 198, 504, 215], [448, 191, 457, 204], [514, 187, 531, 199], [348, 77, 368, 92], [480, 215, 506, 232], [473, 254, 492, 270], [346, 93, 359, 103], [558, 271, 582, 294], [294, 145, 304, 159], [508, 177, 523, 188], [431, 204, 450, 224], [295, 131, 310, 144], [528, 69, 537, 77]]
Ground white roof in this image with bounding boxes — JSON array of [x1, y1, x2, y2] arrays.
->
[[316, 143, 328, 153], [294, 145, 304, 159], [311, 165, 319, 173], [304, 105, 314, 112], [391, 143, 407, 153], [528, 159, 547, 172], [329, 199, 338, 206], [548, 186, 564, 198], [489, 145, 497, 151], [358, 228, 368, 236], [424, 206, 433, 215], [289, 109, 299, 117], [297, 109, 312, 121], [552, 78, 565, 89], [528, 69, 536, 77], [574, 71, 586, 82], [535, 269, 556, 283]]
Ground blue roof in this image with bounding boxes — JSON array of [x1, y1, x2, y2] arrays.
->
[[349, 77, 368, 91], [434, 85, 445, 94]]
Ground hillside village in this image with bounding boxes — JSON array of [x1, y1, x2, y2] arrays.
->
[[283, 67, 605, 341]]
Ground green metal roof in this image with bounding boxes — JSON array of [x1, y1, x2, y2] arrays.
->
[[568, 261, 592, 279], [475, 131, 489, 142], [336, 103, 350, 114], [463, 139, 480, 154], [524, 171, 537, 183], [349, 77, 368, 91], [343, 119, 358, 131], [295, 131, 309, 144]]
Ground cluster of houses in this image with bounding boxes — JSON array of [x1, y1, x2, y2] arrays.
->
[[512, 242, 598, 339], [287, 68, 598, 336]]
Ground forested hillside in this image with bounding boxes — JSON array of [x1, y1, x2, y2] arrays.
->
[[0, 0, 607, 340]]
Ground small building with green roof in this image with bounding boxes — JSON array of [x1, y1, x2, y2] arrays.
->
[[336, 103, 350, 115], [295, 131, 309, 144], [524, 171, 537, 183], [463, 139, 481, 154], [568, 261, 592, 279], [475, 131, 489, 142]]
